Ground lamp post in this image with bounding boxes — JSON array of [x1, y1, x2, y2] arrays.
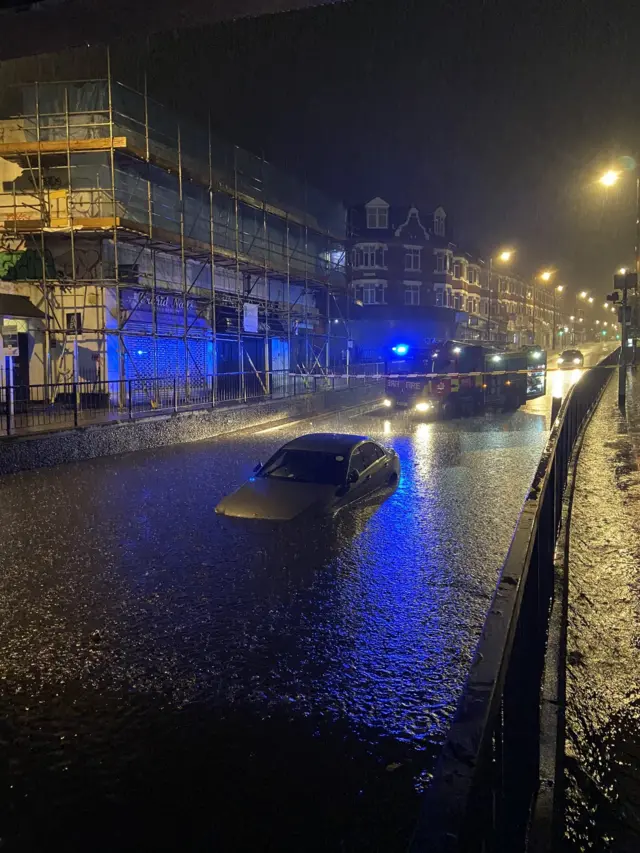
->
[[598, 166, 640, 406], [486, 249, 514, 343], [554, 284, 563, 350], [538, 269, 555, 349]]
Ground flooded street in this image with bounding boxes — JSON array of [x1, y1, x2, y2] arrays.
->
[[0, 357, 607, 852]]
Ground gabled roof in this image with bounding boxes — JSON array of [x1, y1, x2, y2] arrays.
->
[[394, 206, 429, 240]]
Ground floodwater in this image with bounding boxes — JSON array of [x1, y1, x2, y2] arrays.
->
[[0, 356, 607, 853]]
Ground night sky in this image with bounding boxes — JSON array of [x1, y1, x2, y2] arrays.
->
[[132, 1, 640, 295]]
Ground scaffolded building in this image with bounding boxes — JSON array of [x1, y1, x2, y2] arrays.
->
[[0, 48, 348, 395]]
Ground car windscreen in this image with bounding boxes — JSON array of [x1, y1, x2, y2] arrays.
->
[[258, 449, 348, 485]]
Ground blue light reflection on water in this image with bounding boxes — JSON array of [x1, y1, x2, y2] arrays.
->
[[0, 404, 552, 849]]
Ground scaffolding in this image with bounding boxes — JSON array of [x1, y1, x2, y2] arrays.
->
[[0, 48, 349, 392]]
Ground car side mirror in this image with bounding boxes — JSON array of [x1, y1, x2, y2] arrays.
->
[[348, 469, 359, 484], [253, 462, 261, 473]]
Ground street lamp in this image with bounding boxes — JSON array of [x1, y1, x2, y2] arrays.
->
[[599, 163, 639, 406], [599, 169, 620, 187], [538, 269, 557, 349], [485, 248, 514, 343]]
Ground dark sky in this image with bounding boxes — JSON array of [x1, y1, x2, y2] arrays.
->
[[141, 0, 640, 297]]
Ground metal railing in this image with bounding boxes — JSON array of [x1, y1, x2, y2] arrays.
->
[[0, 367, 383, 437], [410, 350, 620, 853]]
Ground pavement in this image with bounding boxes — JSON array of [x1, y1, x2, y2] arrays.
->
[[565, 360, 640, 852]]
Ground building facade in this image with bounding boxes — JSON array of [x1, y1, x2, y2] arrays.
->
[[0, 49, 348, 392], [347, 196, 574, 358], [347, 198, 492, 358]]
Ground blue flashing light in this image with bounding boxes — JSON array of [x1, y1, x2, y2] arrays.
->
[[392, 344, 409, 356], [136, 350, 146, 356]]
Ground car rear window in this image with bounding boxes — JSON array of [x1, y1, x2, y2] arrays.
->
[[258, 449, 347, 485]]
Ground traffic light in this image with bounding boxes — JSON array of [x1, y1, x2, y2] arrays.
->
[[607, 290, 621, 304], [618, 306, 632, 323]]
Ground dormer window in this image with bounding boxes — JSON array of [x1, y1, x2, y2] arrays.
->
[[434, 207, 446, 237], [365, 198, 389, 229]]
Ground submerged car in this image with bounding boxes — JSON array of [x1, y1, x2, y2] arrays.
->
[[557, 349, 584, 368], [215, 433, 400, 521]]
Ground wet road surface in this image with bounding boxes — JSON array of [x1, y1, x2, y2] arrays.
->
[[565, 372, 640, 852], [0, 347, 611, 852]]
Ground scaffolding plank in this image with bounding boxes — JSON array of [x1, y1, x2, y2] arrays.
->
[[0, 136, 128, 157]]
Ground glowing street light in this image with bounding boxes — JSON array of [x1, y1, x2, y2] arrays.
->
[[596, 320, 600, 325], [599, 169, 620, 187], [599, 162, 638, 405], [570, 315, 575, 321], [486, 248, 515, 341], [603, 302, 609, 309], [588, 296, 594, 303], [540, 270, 553, 282], [580, 290, 588, 298], [556, 284, 564, 292], [619, 267, 627, 275]]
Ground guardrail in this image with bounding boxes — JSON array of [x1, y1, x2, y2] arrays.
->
[[409, 349, 620, 853], [0, 366, 383, 437]]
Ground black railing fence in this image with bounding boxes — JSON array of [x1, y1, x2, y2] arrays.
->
[[409, 350, 620, 853], [0, 366, 383, 437]]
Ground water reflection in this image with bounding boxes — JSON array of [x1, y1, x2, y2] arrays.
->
[[551, 367, 583, 400], [0, 402, 555, 851]]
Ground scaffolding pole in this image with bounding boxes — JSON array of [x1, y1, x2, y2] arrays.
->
[[0, 61, 348, 396]]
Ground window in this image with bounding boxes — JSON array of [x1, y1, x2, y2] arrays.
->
[[66, 312, 82, 334], [259, 449, 347, 485], [404, 247, 421, 271], [366, 206, 388, 229], [453, 294, 461, 310], [404, 284, 420, 305], [350, 442, 383, 475], [434, 211, 445, 236], [352, 243, 387, 269], [453, 263, 461, 279], [436, 252, 446, 273], [361, 282, 385, 304], [435, 288, 444, 306]]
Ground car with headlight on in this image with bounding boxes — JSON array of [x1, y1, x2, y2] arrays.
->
[[557, 349, 584, 369], [215, 433, 400, 521]]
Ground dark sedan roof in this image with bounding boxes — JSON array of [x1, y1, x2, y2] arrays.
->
[[283, 433, 368, 454]]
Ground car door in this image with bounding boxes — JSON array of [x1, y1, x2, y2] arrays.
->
[[349, 442, 386, 498], [366, 441, 391, 487]]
